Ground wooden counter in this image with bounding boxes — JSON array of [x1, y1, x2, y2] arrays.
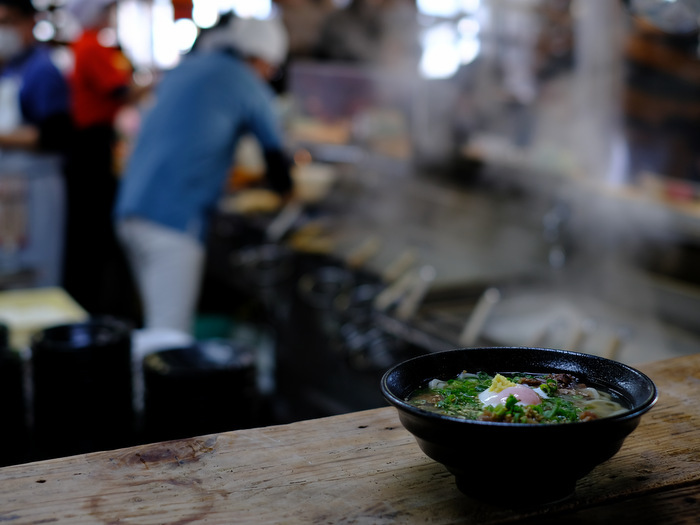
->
[[1, 353, 699, 524]]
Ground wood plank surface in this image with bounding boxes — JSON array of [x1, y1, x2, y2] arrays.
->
[[0, 353, 698, 524]]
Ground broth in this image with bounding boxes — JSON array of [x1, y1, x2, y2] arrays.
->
[[407, 371, 629, 424]]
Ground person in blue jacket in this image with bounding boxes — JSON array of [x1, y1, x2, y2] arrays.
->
[[0, 0, 72, 287], [114, 16, 293, 335], [0, 0, 71, 153]]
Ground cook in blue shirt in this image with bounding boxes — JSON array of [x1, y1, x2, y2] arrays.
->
[[114, 16, 293, 335]]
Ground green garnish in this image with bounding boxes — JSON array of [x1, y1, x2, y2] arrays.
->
[[408, 372, 588, 424]]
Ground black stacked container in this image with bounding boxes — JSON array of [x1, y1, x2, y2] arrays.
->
[[142, 339, 258, 443], [30, 318, 134, 459], [0, 323, 30, 466]]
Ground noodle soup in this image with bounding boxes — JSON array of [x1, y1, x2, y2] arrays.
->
[[408, 371, 628, 424]]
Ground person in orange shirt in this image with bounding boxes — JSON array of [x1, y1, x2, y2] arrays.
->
[[62, 0, 140, 318], [69, 5, 132, 133]]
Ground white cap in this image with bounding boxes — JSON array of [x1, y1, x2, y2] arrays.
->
[[198, 16, 289, 67], [65, 0, 116, 29]]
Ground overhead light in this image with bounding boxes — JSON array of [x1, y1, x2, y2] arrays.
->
[[174, 17, 199, 53], [33, 19, 55, 42], [420, 24, 461, 78], [229, 0, 271, 18], [192, 1, 219, 28], [417, 0, 460, 18], [32, 0, 52, 11]]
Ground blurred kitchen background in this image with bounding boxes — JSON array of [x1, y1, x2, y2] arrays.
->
[[2, 0, 700, 464]]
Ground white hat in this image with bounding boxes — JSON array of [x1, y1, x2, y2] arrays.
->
[[198, 16, 289, 67], [65, 0, 116, 29]]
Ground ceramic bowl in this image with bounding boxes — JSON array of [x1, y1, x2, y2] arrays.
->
[[381, 347, 658, 505]]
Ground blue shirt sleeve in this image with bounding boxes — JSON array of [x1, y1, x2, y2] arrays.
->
[[242, 83, 285, 152]]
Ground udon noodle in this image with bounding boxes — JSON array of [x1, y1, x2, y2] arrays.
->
[[407, 371, 628, 424]]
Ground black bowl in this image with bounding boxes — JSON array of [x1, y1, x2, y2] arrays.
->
[[381, 347, 658, 506]]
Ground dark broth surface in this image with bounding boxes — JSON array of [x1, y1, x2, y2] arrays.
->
[[407, 371, 629, 424]]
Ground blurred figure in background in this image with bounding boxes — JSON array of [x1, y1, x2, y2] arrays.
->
[[62, 0, 142, 318], [622, 13, 700, 182], [114, 16, 293, 336], [0, 0, 72, 286], [314, 0, 419, 69], [0, 0, 71, 153]]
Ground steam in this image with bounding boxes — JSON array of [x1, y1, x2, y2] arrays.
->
[[286, 0, 696, 364], [466, 0, 692, 364]]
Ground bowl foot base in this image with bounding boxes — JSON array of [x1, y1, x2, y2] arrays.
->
[[454, 475, 576, 507]]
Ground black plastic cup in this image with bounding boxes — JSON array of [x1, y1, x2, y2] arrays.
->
[[30, 317, 134, 459]]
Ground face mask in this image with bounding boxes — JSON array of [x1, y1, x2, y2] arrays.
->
[[0, 27, 24, 62]]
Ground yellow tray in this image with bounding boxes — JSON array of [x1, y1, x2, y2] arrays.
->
[[0, 287, 88, 351]]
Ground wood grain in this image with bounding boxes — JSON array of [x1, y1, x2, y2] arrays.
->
[[0, 354, 698, 524]]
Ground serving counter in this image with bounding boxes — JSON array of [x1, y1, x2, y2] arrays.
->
[[0, 352, 698, 524]]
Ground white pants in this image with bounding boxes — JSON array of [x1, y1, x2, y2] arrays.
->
[[117, 218, 204, 334]]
